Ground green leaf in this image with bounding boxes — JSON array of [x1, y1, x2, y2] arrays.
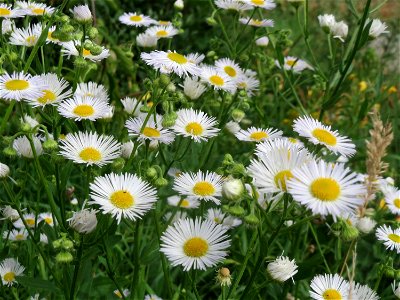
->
[[16, 276, 60, 292]]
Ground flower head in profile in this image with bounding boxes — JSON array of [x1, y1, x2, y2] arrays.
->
[[119, 12, 155, 27], [0, 258, 25, 286], [276, 56, 313, 73], [71, 4, 92, 22], [267, 256, 298, 283], [0, 4, 25, 18], [368, 19, 389, 39]]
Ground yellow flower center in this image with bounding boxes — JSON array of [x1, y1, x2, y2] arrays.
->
[[389, 233, 400, 243], [73, 104, 95, 117], [25, 36, 37, 45], [79, 147, 102, 162], [185, 122, 203, 136], [47, 31, 56, 41], [393, 198, 400, 209], [249, 131, 268, 141], [181, 199, 190, 207], [156, 30, 168, 37], [38, 89, 57, 104], [288, 137, 298, 143], [323, 289, 342, 300], [114, 290, 122, 298], [274, 170, 293, 191], [3, 272, 15, 283], [110, 190, 134, 209], [310, 178, 341, 201], [224, 66, 237, 77], [82, 48, 91, 56], [167, 52, 187, 64], [312, 128, 337, 146], [0, 8, 11, 15], [5, 79, 29, 91], [15, 234, 25, 240], [158, 20, 169, 25], [32, 8, 45, 15], [238, 82, 247, 89], [286, 60, 297, 67], [209, 75, 224, 86], [250, 19, 263, 26], [26, 218, 35, 226], [130, 15, 142, 22], [143, 127, 161, 138], [214, 217, 221, 223], [183, 237, 209, 257], [251, 0, 264, 5], [193, 181, 215, 196], [44, 217, 53, 225]]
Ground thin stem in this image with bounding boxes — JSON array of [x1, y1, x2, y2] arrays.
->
[[70, 235, 84, 300], [309, 222, 332, 273]]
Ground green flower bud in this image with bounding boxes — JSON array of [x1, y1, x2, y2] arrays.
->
[[207, 51, 216, 58], [162, 112, 178, 127], [43, 139, 58, 151], [52, 239, 62, 249], [74, 56, 88, 69], [244, 214, 260, 226], [88, 27, 98, 39], [90, 45, 103, 56], [206, 17, 218, 26], [231, 163, 246, 176], [231, 109, 245, 122], [222, 154, 234, 166], [83, 40, 93, 50], [8, 52, 18, 62], [62, 239, 74, 250], [56, 251, 73, 263], [140, 105, 151, 113], [341, 222, 359, 241], [111, 157, 125, 171], [146, 167, 158, 180], [61, 24, 75, 34], [166, 83, 176, 93], [20, 123, 31, 132], [160, 74, 171, 87], [222, 178, 244, 201], [154, 177, 168, 187], [228, 206, 245, 217], [3, 147, 17, 157]]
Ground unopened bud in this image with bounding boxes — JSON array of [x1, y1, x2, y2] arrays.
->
[[56, 251, 73, 263], [222, 178, 244, 201], [154, 177, 168, 187], [43, 139, 58, 151], [112, 157, 125, 171], [244, 214, 260, 226], [68, 208, 97, 234], [228, 206, 245, 217], [146, 167, 158, 180]]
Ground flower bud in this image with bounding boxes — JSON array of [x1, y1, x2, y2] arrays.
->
[[244, 214, 260, 226], [231, 109, 245, 122], [0, 162, 10, 178], [174, 0, 184, 10], [154, 177, 168, 187], [111, 157, 125, 171], [159, 74, 171, 87], [216, 267, 232, 287], [56, 251, 73, 263], [162, 112, 178, 127], [3, 147, 17, 157], [222, 178, 244, 201], [62, 239, 74, 250], [42, 139, 58, 151], [1, 205, 19, 220], [228, 205, 245, 217], [267, 256, 298, 282], [146, 167, 158, 180], [206, 17, 217, 26], [68, 208, 97, 234]]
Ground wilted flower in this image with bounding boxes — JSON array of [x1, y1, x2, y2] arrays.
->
[[67, 208, 98, 234], [267, 256, 298, 283], [368, 19, 389, 39]]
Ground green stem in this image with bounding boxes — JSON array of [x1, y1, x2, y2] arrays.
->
[[309, 222, 331, 273], [70, 235, 84, 300], [133, 221, 141, 297]]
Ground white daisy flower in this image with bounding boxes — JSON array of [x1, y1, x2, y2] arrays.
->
[[318, 14, 336, 33], [205, 208, 242, 228], [309, 273, 349, 300], [173, 170, 224, 204], [182, 76, 207, 100], [200, 66, 237, 94], [0, 4, 25, 18], [136, 33, 158, 48], [141, 50, 201, 77], [350, 282, 379, 300], [3, 229, 28, 241], [45, 26, 61, 44], [71, 4, 92, 22], [0, 71, 44, 101], [215, 0, 253, 11], [376, 224, 400, 253], [59, 131, 121, 167], [67, 208, 97, 234], [0, 258, 25, 287], [368, 19, 389, 39], [248, 145, 310, 194], [89, 172, 158, 224], [267, 256, 298, 283], [331, 21, 348, 42], [239, 17, 274, 27], [167, 195, 200, 209], [27, 73, 72, 107], [114, 289, 131, 298], [38, 212, 54, 227], [58, 96, 112, 121], [118, 12, 155, 27], [293, 115, 356, 157], [15, 1, 55, 16], [255, 36, 269, 46], [160, 218, 231, 271], [215, 58, 244, 81], [121, 97, 143, 115], [13, 135, 43, 158], [75, 82, 109, 102], [276, 56, 313, 73], [145, 25, 179, 39], [241, 0, 276, 10], [287, 160, 365, 221], [125, 114, 175, 144], [9, 23, 43, 47], [172, 108, 220, 142], [235, 126, 283, 142], [0, 162, 10, 178], [236, 72, 260, 96], [1, 206, 19, 221], [13, 213, 36, 229], [255, 138, 305, 156], [385, 190, 400, 215], [61, 41, 110, 62]]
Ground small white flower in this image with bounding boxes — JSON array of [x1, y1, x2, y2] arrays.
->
[[215, 0, 252, 11], [118, 12, 155, 27], [167, 195, 200, 209], [9, 23, 43, 47], [0, 71, 45, 101], [75, 82, 109, 102], [13, 135, 43, 158], [355, 216, 376, 234], [376, 224, 400, 253], [256, 36, 269, 47], [0, 258, 25, 286], [239, 17, 274, 27], [215, 58, 244, 81], [68, 208, 97, 234], [71, 4, 92, 22], [309, 273, 349, 300], [182, 77, 207, 100], [120, 97, 143, 115], [15, 1, 55, 16], [1, 206, 19, 221], [0, 4, 25, 18], [368, 19, 389, 38], [350, 282, 379, 300], [2, 19, 14, 34], [38, 212, 55, 227], [241, 0, 276, 10], [331, 21, 348, 42], [61, 41, 110, 62], [145, 25, 179, 39], [235, 126, 283, 142], [3, 229, 28, 241], [0, 162, 10, 178], [136, 33, 158, 48], [200, 66, 237, 94], [318, 14, 336, 33], [276, 56, 313, 73], [205, 208, 242, 229], [121, 141, 134, 159], [267, 256, 298, 282], [13, 213, 36, 229], [58, 96, 112, 121]]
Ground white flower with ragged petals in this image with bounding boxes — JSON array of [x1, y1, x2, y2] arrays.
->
[[1, 206, 19, 221], [13, 213, 36, 229], [119, 12, 155, 27], [59, 131, 121, 167], [355, 216, 376, 234], [141, 50, 201, 77], [160, 218, 231, 271], [255, 138, 305, 156], [2, 19, 15, 34], [310, 273, 349, 300], [136, 33, 158, 48], [225, 121, 241, 134], [235, 126, 283, 142], [368, 19, 389, 38], [15, 1, 55, 16], [0, 258, 25, 287], [287, 160, 366, 221], [376, 224, 400, 253], [205, 208, 242, 229], [239, 17, 274, 27], [67, 208, 97, 234], [237, 72, 260, 96], [276, 56, 313, 73], [61, 41, 110, 62], [293, 115, 356, 157], [167, 195, 200, 209], [89, 172, 158, 224], [350, 282, 379, 300], [3, 229, 28, 241], [172, 108, 220, 142], [173, 170, 224, 204], [121, 141, 134, 159], [182, 77, 207, 100], [125, 114, 175, 144], [75, 82, 109, 102], [385, 190, 400, 215], [0, 72, 45, 101], [215, 58, 244, 81], [267, 256, 298, 283], [241, 0, 276, 10], [200, 66, 237, 94], [0, 163, 10, 178], [215, 0, 252, 11], [13, 135, 43, 158], [318, 14, 336, 33], [38, 212, 54, 227], [58, 96, 112, 121], [121, 97, 143, 116], [20, 113, 39, 129], [331, 21, 348, 42], [145, 25, 179, 39], [27, 73, 72, 107], [71, 4, 92, 22], [0, 4, 25, 18]]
